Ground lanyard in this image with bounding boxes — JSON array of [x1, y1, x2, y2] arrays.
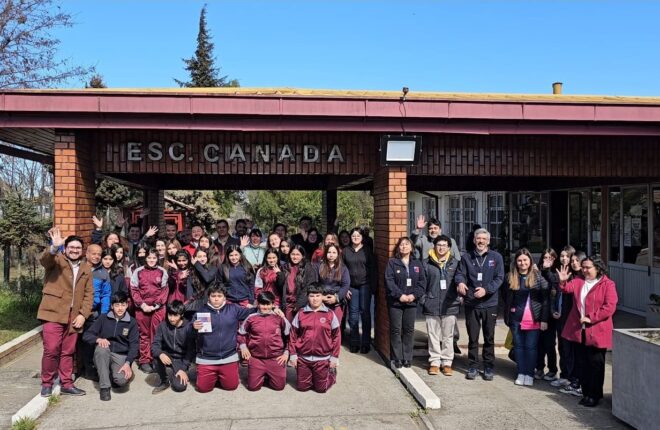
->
[[474, 252, 487, 270]]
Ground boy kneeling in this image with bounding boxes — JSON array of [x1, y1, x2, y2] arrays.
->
[[289, 283, 340, 393], [238, 291, 291, 391], [83, 291, 138, 401], [151, 300, 195, 394]]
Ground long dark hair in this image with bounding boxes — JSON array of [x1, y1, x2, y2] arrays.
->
[[319, 244, 344, 282], [221, 244, 254, 283], [110, 243, 127, 276], [539, 248, 559, 272], [287, 244, 308, 287], [101, 247, 120, 279]]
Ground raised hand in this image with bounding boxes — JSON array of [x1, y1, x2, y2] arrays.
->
[[92, 215, 103, 230], [556, 265, 571, 283], [240, 235, 249, 248], [49, 227, 64, 248], [116, 213, 127, 227], [416, 214, 426, 230], [145, 226, 158, 237]]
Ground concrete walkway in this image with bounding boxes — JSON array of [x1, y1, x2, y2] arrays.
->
[[0, 342, 43, 429]]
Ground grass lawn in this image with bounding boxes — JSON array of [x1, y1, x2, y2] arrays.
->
[[0, 290, 40, 345]]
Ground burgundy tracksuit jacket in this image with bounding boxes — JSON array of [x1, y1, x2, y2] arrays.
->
[[130, 265, 169, 365], [238, 311, 291, 391], [289, 304, 340, 393]]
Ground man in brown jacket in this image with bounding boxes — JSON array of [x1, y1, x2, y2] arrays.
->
[[39, 227, 94, 397]]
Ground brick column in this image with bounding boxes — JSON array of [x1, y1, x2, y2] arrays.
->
[[321, 190, 337, 234], [372, 167, 408, 359], [53, 132, 96, 243], [145, 189, 165, 232]]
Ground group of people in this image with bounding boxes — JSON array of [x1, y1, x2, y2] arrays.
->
[[388, 215, 618, 408], [37, 214, 377, 401]]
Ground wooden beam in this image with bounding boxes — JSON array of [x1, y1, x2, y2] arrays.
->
[[0, 143, 53, 164]]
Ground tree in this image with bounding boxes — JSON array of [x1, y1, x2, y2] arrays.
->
[[243, 191, 324, 235], [85, 73, 107, 88], [174, 4, 239, 88], [0, 193, 49, 283], [0, 0, 94, 88], [167, 190, 241, 231], [337, 191, 374, 231]]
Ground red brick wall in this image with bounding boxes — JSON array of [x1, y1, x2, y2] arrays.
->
[[53, 133, 96, 243], [373, 167, 408, 359]]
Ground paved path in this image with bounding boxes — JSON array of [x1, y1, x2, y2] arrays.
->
[[0, 342, 43, 429]]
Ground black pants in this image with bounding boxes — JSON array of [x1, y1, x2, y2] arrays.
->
[[465, 306, 497, 369], [556, 316, 577, 381], [575, 331, 606, 400], [536, 317, 558, 373], [388, 302, 417, 362], [154, 358, 189, 392]]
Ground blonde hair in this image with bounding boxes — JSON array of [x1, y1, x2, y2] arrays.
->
[[508, 248, 537, 291]]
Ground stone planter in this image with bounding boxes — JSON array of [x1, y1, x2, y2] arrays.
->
[[612, 328, 660, 430], [646, 304, 660, 327]]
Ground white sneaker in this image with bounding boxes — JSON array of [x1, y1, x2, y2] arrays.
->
[[524, 375, 534, 386], [514, 374, 525, 385]]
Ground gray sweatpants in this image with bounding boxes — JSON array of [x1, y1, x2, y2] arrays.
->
[[94, 346, 129, 389]]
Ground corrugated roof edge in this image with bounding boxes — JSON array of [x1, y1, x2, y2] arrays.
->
[[2, 87, 660, 105]]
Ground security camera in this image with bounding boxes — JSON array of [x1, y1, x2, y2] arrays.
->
[[402, 87, 409, 95]]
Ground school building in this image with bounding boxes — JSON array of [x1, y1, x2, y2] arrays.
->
[[1, 87, 659, 357]]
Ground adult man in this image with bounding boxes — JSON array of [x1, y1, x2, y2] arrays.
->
[[273, 223, 288, 239], [233, 219, 248, 239], [454, 228, 504, 381], [290, 216, 312, 246], [38, 227, 94, 397], [183, 224, 204, 257], [411, 215, 461, 261], [214, 219, 239, 263], [164, 221, 179, 241]]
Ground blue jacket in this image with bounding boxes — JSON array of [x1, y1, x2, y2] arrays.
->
[[384, 258, 426, 306], [454, 249, 504, 309], [194, 302, 255, 363], [92, 265, 112, 316], [82, 311, 139, 364], [218, 265, 255, 303]]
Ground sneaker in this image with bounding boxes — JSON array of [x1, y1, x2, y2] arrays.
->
[[441, 366, 453, 376], [482, 368, 494, 381], [428, 366, 440, 375], [152, 382, 170, 394], [524, 375, 534, 386], [534, 369, 545, 380], [139, 363, 154, 374], [559, 383, 582, 397], [360, 345, 371, 354], [551, 378, 570, 387], [40, 385, 52, 397], [514, 374, 525, 386], [99, 388, 111, 401], [543, 372, 558, 381], [402, 360, 412, 368], [465, 368, 478, 380], [60, 386, 86, 396]]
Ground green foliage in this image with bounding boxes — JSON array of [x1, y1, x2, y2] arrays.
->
[[0, 194, 49, 252], [244, 191, 321, 234], [95, 179, 141, 212], [175, 4, 239, 88], [86, 74, 107, 88], [167, 190, 241, 231], [48, 394, 60, 406], [338, 191, 373, 231], [11, 417, 37, 430], [0, 286, 41, 345]]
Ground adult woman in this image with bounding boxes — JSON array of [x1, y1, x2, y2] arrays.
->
[[311, 244, 350, 323], [338, 230, 351, 249], [343, 227, 376, 353], [384, 237, 425, 368], [557, 257, 618, 407], [503, 248, 549, 387], [219, 244, 256, 307], [242, 229, 265, 270], [535, 248, 560, 381]]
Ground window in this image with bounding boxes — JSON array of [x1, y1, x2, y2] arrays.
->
[[511, 192, 548, 253], [449, 197, 462, 247], [569, 190, 589, 253], [623, 187, 648, 265], [609, 188, 621, 262], [463, 197, 477, 250], [590, 189, 602, 256], [422, 197, 437, 220], [487, 193, 506, 253]]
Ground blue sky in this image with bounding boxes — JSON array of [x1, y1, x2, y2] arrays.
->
[[54, 1, 660, 96]]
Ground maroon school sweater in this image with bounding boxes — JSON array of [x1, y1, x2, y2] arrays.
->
[[289, 305, 340, 363], [237, 312, 291, 359]]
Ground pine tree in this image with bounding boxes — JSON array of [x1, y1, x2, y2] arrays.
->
[[175, 4, 239, 88]]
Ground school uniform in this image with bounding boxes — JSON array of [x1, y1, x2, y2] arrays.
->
[[219, 265, 255, 306], [289, 305, 340, 393], [238, 311, 291, 391], [151, 320, 195, 392], [130, 265, 169, 365]]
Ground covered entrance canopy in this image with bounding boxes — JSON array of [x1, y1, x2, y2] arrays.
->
[[2, 88, 660, 356]]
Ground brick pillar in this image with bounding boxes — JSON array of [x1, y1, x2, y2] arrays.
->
[[321, 190, 337, 234], [372, 167, 408, 359], [53, 132, 96, 243], [145, 189, 165, 232]]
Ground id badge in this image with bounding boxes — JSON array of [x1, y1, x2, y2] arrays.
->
[[440, 280, 447, 290], [477, 272, 483, 281], [406, 278, 412, 287]]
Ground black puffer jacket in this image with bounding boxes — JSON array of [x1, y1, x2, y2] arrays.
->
[[503, 271, 550, 327], [422, 254, 461, 316]]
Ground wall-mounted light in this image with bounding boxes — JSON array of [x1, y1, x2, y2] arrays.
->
[[379, 135, 422, 166]]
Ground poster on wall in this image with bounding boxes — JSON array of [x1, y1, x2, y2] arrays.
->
[[624, 216, 632, 247]]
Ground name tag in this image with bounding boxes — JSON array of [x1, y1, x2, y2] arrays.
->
[[440, 280, 447, 290], [406, 278, 412, 287], [477, 272, 483, 281]]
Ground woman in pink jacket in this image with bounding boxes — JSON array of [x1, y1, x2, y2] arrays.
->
[[557, 256, 618, 408]]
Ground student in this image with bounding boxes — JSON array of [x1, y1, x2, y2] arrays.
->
[[238, 291, 291, 391], [187, 247, 218, 308], [165, 239, 181, 270], [289, 283, 341, 393], [101, 248, 127, 297], [267, 232, 282, 251], [312, 233, 338, 263], [309, 244, 350, 324], [168, 250, 192, 304], [192, 283, 255, 393], [219, 244, 255, 307], [242, 228, 266, 269], [130, 248, 169, 373], [536, 248, 560, 381], [303, 228, 320, 260], [273, 223, 288, 239], [83, 291, 138, 401], [290, 216, 312, 246], [283, 245, 315, 322], [255, 248, 286, 308], [279, 238, 292, 266], [151, 300, 195, 394]]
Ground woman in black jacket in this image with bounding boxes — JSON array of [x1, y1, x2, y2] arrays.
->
[[504, 248, 549, 387], [384, 237, 426, 368], [536, 248, 561, 380]]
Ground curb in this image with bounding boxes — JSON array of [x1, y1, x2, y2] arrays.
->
[[390, 363, 441, 410], [11, 383, 60, 425], [0, 325, 43, 367]]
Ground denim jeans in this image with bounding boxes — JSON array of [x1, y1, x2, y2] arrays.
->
[[511, 321, 540, 376], [348, 285, 372, 347]]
